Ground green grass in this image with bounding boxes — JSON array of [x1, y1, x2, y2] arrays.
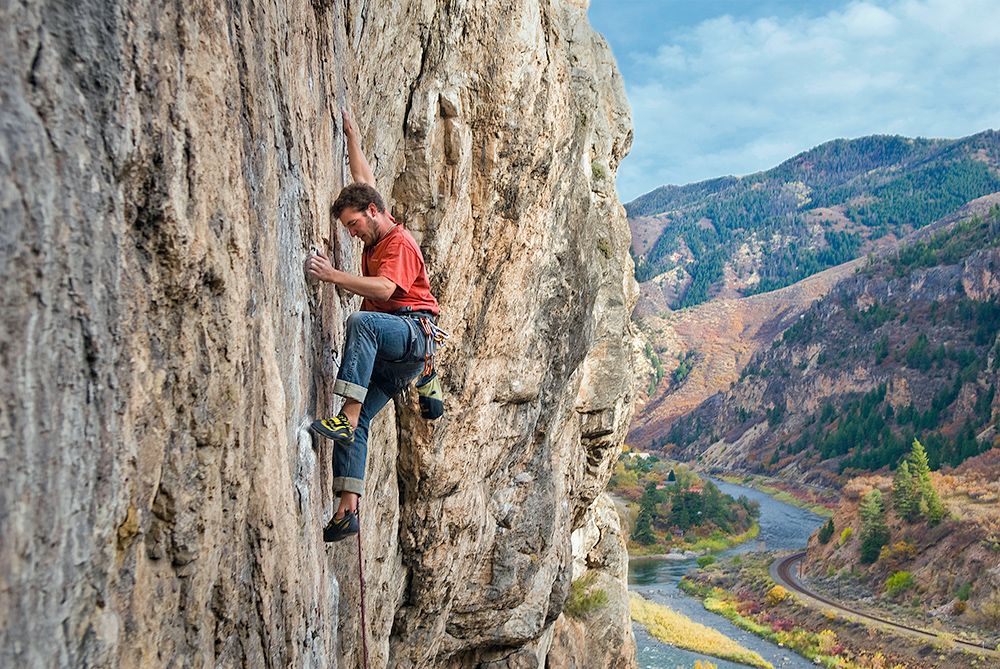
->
[[564, 573, 609, 619]]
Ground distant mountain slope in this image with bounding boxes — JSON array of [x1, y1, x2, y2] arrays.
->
[[628, 257, 862, 448], [642, 200, 1000, 485], [627, 131, 1000, 310]]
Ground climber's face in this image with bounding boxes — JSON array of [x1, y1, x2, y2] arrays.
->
[[340, 205, 381, 247]]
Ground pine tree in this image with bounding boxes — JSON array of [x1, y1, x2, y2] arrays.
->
[[860, 488, 890, 563], [909, 439, 945, 525], [909, 439, 931, 483], [860, 488, 885, 526], [892, 460, 917, 521], [632, 509, 655, 545], [818, 518, 835, 544]]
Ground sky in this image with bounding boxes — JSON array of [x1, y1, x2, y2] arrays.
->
[[587, 0, 1000, 202]]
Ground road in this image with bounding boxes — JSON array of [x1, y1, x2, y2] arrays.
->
[[771, 552, 1000, 659]]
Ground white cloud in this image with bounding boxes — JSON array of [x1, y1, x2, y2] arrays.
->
[[840, 3, 899, 37], [611, 0, 1000, 201]]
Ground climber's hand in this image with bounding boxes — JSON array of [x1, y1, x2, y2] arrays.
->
[[342, 107, 357, 141], [305, 249, 336, 283]]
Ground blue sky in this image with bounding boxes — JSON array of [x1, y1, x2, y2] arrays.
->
[[588, 0, 1000, 202]]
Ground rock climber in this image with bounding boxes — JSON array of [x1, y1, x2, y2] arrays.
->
[[305, 108, 440, 542]]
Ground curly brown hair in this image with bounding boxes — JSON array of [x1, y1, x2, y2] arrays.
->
[[331, 183, 386, 218]]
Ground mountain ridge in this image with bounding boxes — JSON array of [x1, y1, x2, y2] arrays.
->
[[627, 130, 1000, 310], [630, 194, 1000, 485]]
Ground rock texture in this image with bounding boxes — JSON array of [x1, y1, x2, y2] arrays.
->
[[547, 494, 636, 669], [0, 0, 637, 668]]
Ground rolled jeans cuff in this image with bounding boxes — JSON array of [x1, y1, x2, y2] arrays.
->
[[333, 379, 367, 403], [333, 476, 365, 497]]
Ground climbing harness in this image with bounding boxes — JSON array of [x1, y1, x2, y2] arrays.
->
[[357, 505, 370, 669], [392, 308, 449, 419]]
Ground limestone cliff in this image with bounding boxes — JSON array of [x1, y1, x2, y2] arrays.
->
[[0, 0, 636, 667], [547, 495, 636, 669]]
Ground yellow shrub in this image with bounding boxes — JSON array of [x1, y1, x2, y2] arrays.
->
[[765, 585, 787, 607], [817, 629, 837, 654], [891, 541, 916, 559]]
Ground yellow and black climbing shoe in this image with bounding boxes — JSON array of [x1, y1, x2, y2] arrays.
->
[[323, 511, 359, 542], [310, 413, 354, 446]]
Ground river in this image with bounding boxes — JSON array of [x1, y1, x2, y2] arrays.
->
[[628, 480, 827, 669]]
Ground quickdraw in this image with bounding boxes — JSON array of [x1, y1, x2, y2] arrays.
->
[[417, 317, 449, 377]]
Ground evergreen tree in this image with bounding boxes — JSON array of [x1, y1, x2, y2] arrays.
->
[[909, 438, 932, 483], [632, 509, 655, 545], [891, 460, 917, 521], [701, 481, 725, 524], [909, 439, 945, 525], [859, 488, 890, 563], [818, 518, 835, 544], [667, 469, 676, 482], [640, 481, 660, 515], [860, 488, 885, 526]]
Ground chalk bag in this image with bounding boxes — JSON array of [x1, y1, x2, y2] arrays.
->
[[415, 373, 444, 419]]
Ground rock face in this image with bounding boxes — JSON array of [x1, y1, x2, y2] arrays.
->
[[547, 494, 637, 669], [0, 0, 636, 667]]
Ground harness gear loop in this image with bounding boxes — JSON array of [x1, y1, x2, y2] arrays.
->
[[357, 506, 370, 669], [418, 317, 436, 377]]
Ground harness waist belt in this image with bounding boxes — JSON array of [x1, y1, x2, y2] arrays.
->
[[394, 308, 437, 321]]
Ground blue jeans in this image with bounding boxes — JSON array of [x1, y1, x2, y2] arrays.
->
[[331, 311, 428, 496]]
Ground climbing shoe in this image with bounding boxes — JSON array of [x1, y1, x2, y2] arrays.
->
[[323, 511, 359, 542], [310, 413, 354, 446]]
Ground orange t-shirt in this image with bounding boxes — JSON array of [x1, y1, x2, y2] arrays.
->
[[361, 225, 439, 315]]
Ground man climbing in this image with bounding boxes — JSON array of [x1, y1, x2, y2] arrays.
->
[[305, 109, 439, 542]]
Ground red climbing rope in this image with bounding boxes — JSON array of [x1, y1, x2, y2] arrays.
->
[[356, 505, 370, 669]]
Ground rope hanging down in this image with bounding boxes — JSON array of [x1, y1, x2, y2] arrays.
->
[[357, 506, 369, 669]]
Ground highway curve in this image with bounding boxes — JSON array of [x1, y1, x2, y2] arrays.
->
[[770, 552, 999, 658]]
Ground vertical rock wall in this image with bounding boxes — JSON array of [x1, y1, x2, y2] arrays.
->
[[0, 0, 636, 666]]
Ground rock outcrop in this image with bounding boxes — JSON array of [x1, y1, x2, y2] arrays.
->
[[0, 0, 636, 667], [548, 494, 636, 669]]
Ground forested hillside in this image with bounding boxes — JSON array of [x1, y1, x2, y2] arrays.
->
[[628, 132, 1000, 310], [658, 204, 1000, 485]]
